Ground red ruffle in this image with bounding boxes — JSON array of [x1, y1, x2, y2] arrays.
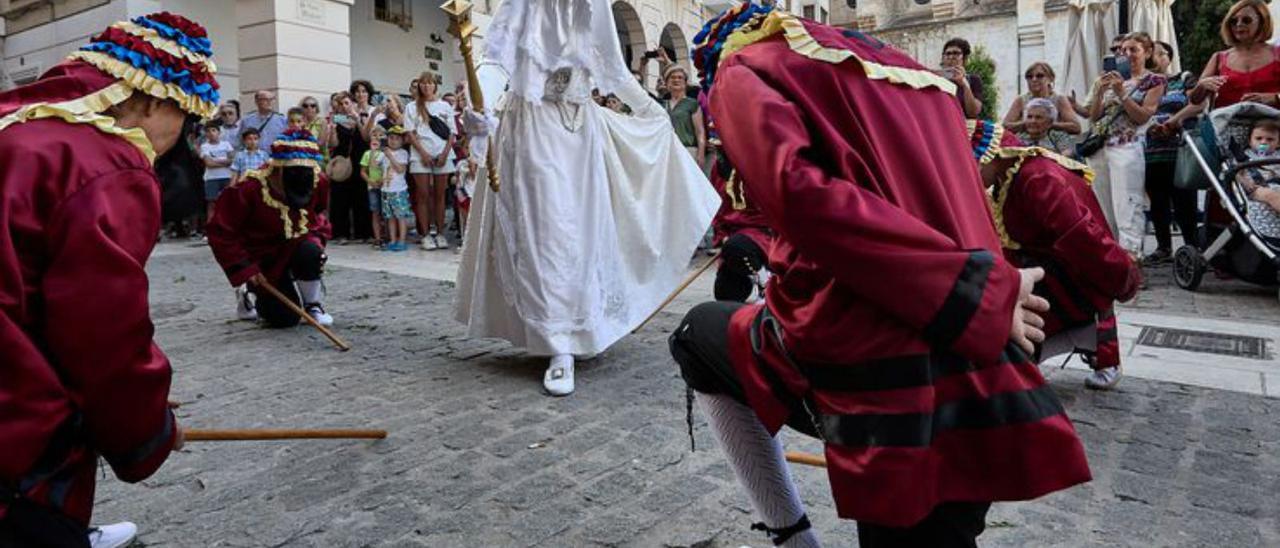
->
[[147, 12, 209, 39], [92, 27, 217, 87]]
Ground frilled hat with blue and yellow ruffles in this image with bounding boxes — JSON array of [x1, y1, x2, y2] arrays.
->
[[269, 129, 326, 170], [69, 12, 220, 118], [0, 12, 220, 163]]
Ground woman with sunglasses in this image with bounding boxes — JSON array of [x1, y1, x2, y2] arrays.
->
[[217, 102, 243, 148], [1155, 0, 1280, 134], [1003, 62, 1081, 137], [298, 96, 326, 151]]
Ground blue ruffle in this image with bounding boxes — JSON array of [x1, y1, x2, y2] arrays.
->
[[272, 151, 324, 163], [131, 16, 213, 57], [80, 42, 219, 105]]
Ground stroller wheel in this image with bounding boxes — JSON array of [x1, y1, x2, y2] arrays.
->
[[1173, 245, 1205, 290]]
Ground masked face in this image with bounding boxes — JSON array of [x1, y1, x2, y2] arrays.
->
[[281, 166, 316, 208]]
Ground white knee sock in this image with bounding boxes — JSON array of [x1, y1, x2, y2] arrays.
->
[[296, 279, 324, 306], [697, 392, 820, 547]]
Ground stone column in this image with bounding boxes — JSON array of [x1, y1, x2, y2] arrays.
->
[[236, 0, 353, 110], [1016, 0, 1046, 98]]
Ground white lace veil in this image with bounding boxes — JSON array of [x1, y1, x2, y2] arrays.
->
[[485, 0, 650, 108]]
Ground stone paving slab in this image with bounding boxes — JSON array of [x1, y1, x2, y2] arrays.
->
[[92, 250, 1280, 547]]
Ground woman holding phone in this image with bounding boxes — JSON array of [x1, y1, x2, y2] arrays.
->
[[1085, 32, 1167, 260], [1154, 0, 1280, 136]]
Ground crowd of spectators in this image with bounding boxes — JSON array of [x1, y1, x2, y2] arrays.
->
[[164, 0, 1280, 285]]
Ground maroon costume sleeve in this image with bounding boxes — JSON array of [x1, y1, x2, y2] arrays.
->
[[712, 62, 1020, 363], [1012, 166, 1141, 302], [42, 168, 177, 482], [206, 181, 261, 286]]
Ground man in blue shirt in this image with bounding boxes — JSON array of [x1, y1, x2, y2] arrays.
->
[[240, 90, 287, 151]]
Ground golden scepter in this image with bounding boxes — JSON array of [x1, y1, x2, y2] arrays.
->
[[442, 0, 500, 192]]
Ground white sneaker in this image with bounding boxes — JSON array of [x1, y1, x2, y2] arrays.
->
[[422, 233, 439, 251], [305, 303, 334, 327], [437, 235, 451, 250], [235, 286, 257, 321], [543, 354, 575, 396], [1085, 366, 1123, 390], [88, 521, 137, 548]]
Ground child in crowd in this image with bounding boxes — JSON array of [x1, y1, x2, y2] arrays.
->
[[1239, 120, 1280, 242], [200, 123, 235, 223], [229, 128, 269, 187], [361, 126, 388, 247], [287, 106, 306, 131], [381, 127, 414, 251]]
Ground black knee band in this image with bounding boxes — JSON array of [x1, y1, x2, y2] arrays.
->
[[752, 515, 812, 546]]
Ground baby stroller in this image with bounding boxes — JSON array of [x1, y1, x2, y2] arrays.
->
[[1173, 102, 1280, 298]]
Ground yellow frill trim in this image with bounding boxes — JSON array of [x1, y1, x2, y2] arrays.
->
[[243, 168, 313, 240], [724, 169, 749, 211], [68, 50, 217, 118], [987, 146, 1097, 250], [0, 81, 156, 162], [113, 21, 218, 70], [722, 12, 958, 95]]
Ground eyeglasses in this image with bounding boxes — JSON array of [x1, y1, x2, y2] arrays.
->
[[1230, 15, 1256, 27], [1025, 73, 1049, 80], [302, 103, 319, 108], [942, 50, 964, 57]]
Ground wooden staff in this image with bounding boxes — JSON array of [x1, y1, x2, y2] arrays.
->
[[256, 279, 351, 352], [785, 451, 827, 468], [184, 429, 386, 442], [442, 0, 500, 192], [632, 254, 720, 334]]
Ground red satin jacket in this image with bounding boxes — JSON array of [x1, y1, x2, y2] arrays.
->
[[999, 154, 1141, 332], [710, 19, 1090, 527], [0, 117, 177, 524]]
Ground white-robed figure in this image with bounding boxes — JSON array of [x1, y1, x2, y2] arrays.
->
[[454, 0, 720, 396]]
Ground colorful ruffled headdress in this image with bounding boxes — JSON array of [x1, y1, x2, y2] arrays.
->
[[0, 12, 219, 163], [269, 129, 326, 171], [967, 120, 1012, 164], [691, 2, 775, 93], [69, 12, 220, 118]]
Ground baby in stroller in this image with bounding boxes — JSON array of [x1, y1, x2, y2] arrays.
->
[[1238, 120, 1280, 244]]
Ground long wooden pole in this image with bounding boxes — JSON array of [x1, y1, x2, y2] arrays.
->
[[185, 429, 386, 442], [256, 279, 351, 352], [784, 451, 827, 468], [632, 254, 719, 334]]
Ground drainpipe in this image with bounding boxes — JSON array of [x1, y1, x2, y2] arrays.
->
[[1118, 0, 1129, 34]]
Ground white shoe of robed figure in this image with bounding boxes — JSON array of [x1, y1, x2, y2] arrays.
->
[[543, 354, 575, 396], [305, 304, 334, 327], [1085, 366, 1123, 390], [88, 521, 137, 548]]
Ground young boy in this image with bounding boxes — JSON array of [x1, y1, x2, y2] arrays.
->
[[230, 128, 269, 188], [361, 126, 388, 247], [381, 127, 414, 251], [287, 106, 306, 131], [200, 123, 235, 222], [1238, 120, 1280, 242]]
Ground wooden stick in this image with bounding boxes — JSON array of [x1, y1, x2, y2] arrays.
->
[[184, 429, 387, 442], [632, 254, 720, 334], [784, 451, 827, 468], [256, 280, 352, 352]]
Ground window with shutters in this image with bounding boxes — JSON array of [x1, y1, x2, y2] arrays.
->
[[375, 0, 412, 30]]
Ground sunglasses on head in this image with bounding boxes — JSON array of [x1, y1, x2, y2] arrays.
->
[[1231, 15, 1256, 26]]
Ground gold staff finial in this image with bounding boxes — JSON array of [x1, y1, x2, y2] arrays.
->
[[441, 0, 499, 192]]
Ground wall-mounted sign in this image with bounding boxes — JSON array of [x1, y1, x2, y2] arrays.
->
[[298, 0, 326, 25], [424, 46, 443, 62]]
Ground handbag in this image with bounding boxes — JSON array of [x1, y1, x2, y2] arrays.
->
[[325, 128, 355, 182], [428, 114, 452, 141], [1173, 116, 1216, 191]]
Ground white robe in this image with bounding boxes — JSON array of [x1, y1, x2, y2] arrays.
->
[[454, 84, 719, 356]]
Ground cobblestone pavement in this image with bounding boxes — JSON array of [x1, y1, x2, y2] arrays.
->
[[93, 250, 1280, 547]]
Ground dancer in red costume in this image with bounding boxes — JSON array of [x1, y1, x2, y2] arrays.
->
[[670, 6, 1090, 546], [0, 12, 219, 547], [207, 129, 335, 328], [967, 121, 1141, 390]]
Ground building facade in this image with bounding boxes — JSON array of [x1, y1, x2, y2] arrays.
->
[[1, 0, 710, 111]]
